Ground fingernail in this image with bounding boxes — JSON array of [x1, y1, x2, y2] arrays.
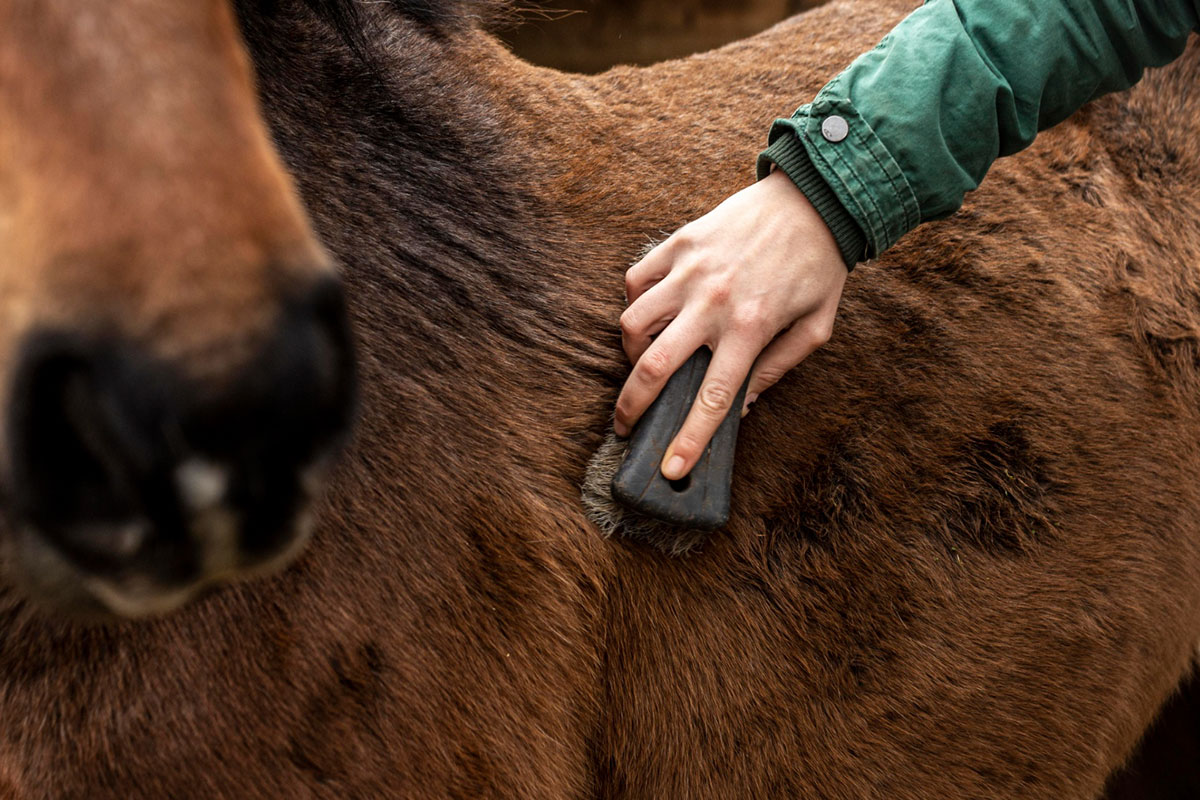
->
[[747, 392, 759, 406], [614, 421, 629, 438], [663, 455, 686, 479]]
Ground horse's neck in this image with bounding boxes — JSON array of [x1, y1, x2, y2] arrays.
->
[[234, 14, 624, 551], [243, 0, 917, 340], [235, 0, 918, 516]]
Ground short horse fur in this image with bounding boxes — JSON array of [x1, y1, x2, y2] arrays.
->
[[2, 0, 1200, 797]]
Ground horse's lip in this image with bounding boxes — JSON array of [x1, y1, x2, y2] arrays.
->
[[83, 573, 203, 619], [6, 493, 318, 621]]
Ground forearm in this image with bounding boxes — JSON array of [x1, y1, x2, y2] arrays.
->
[[760, 0, 1199, 262]]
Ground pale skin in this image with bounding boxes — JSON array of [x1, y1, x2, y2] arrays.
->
[[615, 168, 848, 480]]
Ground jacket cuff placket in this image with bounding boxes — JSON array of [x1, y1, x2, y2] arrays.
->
[[760, 81, 921, 260]]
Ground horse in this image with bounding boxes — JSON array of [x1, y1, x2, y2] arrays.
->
[[3, 0, 1200, 796]]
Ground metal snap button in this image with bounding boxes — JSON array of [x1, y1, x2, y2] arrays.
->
[[821, 115, 849, 143]]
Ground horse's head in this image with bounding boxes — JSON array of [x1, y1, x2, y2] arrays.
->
[[0, 0, 354, 618]]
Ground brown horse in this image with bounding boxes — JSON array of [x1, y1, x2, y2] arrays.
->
[[3, 0, 1200, 797]]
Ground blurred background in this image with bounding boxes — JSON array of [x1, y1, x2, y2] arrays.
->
[[501, 0, 825, 73]]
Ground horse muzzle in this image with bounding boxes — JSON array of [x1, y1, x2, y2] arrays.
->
[[2, 278, 355, 619]]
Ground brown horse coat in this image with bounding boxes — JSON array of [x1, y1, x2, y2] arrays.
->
[[2, 0, 1200, 796]]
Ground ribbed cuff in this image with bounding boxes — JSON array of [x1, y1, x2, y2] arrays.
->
[[757, 131, 867, 270]]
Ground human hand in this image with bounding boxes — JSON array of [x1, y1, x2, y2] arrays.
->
[[614, 169, 848, 481]]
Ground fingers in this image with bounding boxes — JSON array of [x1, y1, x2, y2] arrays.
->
[[620, 273, 681, 365], [742, 319, 833, 414], [661, 339, 758, 481], [624, 239, 673, 305], [613, 313, 704, 437]]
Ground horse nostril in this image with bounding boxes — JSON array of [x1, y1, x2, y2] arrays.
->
[[6, 336, 175, 572]]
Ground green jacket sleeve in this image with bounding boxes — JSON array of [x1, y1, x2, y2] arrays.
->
[[758, 0, 1200, 264]]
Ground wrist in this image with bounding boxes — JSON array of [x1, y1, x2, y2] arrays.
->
[[758, 131, 867, 270]]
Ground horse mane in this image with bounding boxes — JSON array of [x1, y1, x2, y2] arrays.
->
[[301, 0, 516, 41]]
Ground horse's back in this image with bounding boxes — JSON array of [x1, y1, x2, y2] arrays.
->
[[588, 15, 1200, 800]]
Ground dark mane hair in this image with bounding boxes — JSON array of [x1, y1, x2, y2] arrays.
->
[[301, 0, 514, 41]]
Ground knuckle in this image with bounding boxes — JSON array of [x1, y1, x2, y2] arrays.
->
[[809, 321, 834, 348], [729, 305, 767, 339], [706, 280, 732, 307], [673, 434, 702, 457], [755, 365, 788, 386], [697, 381, 734, 414], [619, 308, 640, 335], [671, 227, 697, 250], [637, 348, 673, 383], [812, 319, 834, 345], [728, 311, 757, 336]]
